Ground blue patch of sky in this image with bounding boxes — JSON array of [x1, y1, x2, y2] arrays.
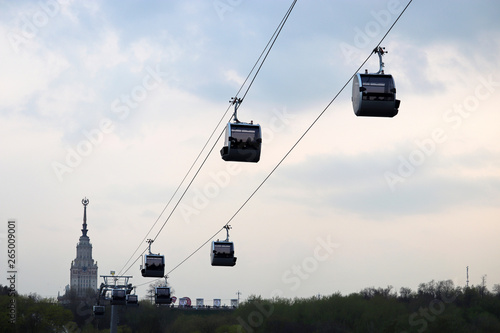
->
[[396, 0, 500, 45]]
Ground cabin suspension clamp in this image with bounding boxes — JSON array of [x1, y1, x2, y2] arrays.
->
[[146, 239, 154, 254], [230, 97, 242, 123], [223, 224, 232, 242], [373, 46, 387, 74]]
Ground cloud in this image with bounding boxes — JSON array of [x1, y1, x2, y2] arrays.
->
[[0, 31, 70, 111], [81, 30, 128, 76], [271, 147, 500, 218], [1, 0, 500, 300], [224, 69, 245, 86]]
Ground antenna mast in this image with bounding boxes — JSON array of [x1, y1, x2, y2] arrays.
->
[[236, 290, 242, 306]]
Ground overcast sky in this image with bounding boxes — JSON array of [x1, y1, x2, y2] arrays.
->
[[1, 0, 499, 306]]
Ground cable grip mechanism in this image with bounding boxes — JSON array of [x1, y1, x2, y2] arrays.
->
[[373, 46, 387, 74], [223, 224, 232, 242], [230, 97, 242, 123]]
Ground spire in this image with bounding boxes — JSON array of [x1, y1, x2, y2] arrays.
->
[[81, 197, 89, 238]]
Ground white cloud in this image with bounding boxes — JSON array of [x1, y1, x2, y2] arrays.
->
[[81, 30, 128, 76], [224, 69, 245, 86], [1, 0, 500, 301], [0, 27, 70, 110]]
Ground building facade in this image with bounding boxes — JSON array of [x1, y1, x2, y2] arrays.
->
[[70, 198, 98, 297]]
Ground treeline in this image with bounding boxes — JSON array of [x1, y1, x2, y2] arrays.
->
[[1, 280, 500, 332], [0, 292, 72, 333]]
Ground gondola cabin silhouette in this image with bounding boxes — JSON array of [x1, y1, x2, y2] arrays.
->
[[141, 254, 165, 278], [220, 97, 262, 163], [155, 287, 172, 305], [221, 122, 262, 162], [141, 239, 165, 278], [126, 294, 139, 306], [211, 225, 237, 266], [93, 305, 105, 317], [111, 289, 127, 305], [211, 241, 237, 266], [352, 47, 400, 117]]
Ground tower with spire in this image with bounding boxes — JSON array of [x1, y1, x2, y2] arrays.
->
[[70, 198, 98, 297]]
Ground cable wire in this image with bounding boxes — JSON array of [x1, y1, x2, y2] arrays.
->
[[118, 0, 299, 277], [149, 0, 297, 244], [163, 0, 414, 278], [240, 0, 297, 103]]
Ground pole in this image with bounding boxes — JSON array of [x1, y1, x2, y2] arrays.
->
[[110, 304, 118, 333], [236, 290, 241, 307], [466, 266, 469, 288], [98, 274, 132, 333]]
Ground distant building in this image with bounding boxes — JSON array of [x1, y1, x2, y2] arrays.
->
[[231, 299, 238, 308], [70, 198, 98, 297], [213, 298, 221, 308]]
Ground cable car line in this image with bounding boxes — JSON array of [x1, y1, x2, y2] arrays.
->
[[220, 99, 262, 162], [352, 46, 400, 117], [238, 0, 297, 104], [116, 0, 299, 277], [117, 111, 230, 276], [161, 0, 414, 278], [134, 225, 225, 288], [118, 126, 227, 279], [141, 239, 166, 278], [220, 1, 295, 163]]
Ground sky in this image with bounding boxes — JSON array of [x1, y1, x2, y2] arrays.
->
[[1, 0, 500, 306]]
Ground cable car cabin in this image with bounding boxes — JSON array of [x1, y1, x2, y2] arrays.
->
[[127, 294, 139, 306], [155, 287, 172, 305], [211, 241, 237, 266], [141, 254, 165, 278], [220, 123, 262, 163], [93, 305, 105, 317], [111, 289, 127, 305], [352, 73, 400, 117]]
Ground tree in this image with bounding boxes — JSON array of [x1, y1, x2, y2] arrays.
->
[[0, 285, 10, 295], [11, 293, 73, 332], [399, 287, 413, 302], [480, 275, 488, 297], [59, 287, 99, 328], [492, 284, 500, 297]]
